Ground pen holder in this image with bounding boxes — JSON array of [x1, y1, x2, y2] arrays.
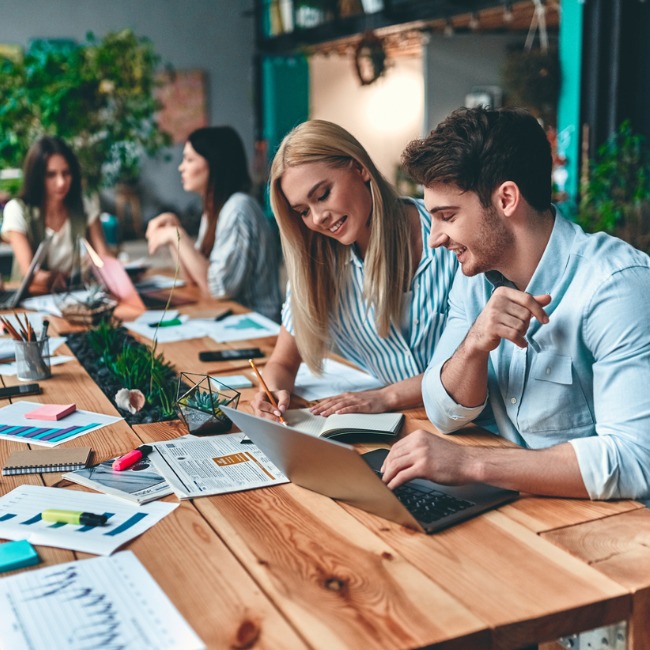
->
[[14, 337, 51, 381], [176, 372, 240, 436]]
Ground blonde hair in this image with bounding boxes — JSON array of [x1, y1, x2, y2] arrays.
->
[[270, 120, 412, 372]]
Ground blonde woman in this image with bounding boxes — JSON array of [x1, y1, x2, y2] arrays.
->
[[251, 120, 458, 420]]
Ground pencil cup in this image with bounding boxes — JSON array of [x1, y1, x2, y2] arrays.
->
[[14, 337, 51, 381]]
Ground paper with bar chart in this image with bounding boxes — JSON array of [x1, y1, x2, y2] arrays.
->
[[0, 485, 178, 555], [0, 551, 205, 650], [0, 400, 122, 447]]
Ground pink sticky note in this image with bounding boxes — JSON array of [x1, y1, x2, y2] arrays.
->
[[25, 403, 77, 421]]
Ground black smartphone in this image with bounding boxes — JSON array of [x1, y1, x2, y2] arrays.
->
[[0, 383, 42, 400], [199, 348, 264, 362]]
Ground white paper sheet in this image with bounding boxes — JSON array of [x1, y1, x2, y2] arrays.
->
[[151, 433, 288, 499], [135, 274, 186, 291], [124, 315, 204, 343], [203, 311, 281, 343], [20, 289, 94, 317], [0, 400, 122, 447], [293, 358, 384, 401], [0, 551, 204, 650], [0, 485, 178, 555]]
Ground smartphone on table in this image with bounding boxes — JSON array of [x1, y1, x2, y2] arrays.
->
[[0, 383, 42, 400], [198, 348, 264, 362]]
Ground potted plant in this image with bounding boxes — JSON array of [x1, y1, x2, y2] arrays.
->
[[578, 120, 650, 252], [0, 29, 171, 195], [176, 373, 240, 436]]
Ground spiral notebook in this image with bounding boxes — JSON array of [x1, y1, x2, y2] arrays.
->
[[2, 447, 92, 475]]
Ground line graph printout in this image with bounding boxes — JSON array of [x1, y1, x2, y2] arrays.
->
[[0, 485, 178, 555], [0, 551, 205, 650]]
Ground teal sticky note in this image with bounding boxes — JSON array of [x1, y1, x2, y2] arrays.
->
[[0, 540, 41, 572]]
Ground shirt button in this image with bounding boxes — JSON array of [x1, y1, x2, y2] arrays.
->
[[546, 368, 551, 375], [510, 397, 517, 404], [414, 318, 419, 324]]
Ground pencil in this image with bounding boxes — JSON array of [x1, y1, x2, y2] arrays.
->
[[248, 358, 287, 426]]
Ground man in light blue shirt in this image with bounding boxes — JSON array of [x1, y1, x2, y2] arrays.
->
[[381, 107, 650, 500]]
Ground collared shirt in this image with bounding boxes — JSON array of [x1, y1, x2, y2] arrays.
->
[[196, 192, 282, 322], [423, 213, 650, 500], [282, 198, 459, 385]]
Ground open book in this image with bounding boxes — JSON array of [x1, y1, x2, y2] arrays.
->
[[285, 408, 404, 441]]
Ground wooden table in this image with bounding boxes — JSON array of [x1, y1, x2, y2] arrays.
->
[[1, 293, 649, 649]]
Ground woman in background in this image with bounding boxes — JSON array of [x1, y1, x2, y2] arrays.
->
[[1, 136, 109, 290], [251, 120, 458, 420], [146, 126, 282, 322]]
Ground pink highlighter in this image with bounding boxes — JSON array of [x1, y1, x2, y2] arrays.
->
[[112, 445, 153, 471]]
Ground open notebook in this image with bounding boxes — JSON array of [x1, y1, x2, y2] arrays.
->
[[284, 408, 404, 442]]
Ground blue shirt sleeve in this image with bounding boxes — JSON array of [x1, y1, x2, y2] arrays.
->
[[422, 270, 488, 433], [569, 266, 650, 499]]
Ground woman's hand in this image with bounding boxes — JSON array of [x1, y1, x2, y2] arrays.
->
[[146, 212, 180, 238], [146, 225, 178, 255], [250, 388, 291, 422], [309, 388, 391, 417]]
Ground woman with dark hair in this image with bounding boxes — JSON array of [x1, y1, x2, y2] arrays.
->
[[146, 126, 281, 321], [1, 136, 109, 289]]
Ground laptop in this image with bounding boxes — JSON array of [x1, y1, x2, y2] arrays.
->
[[81, 239, 193, 310], [221, 406, 518, 534], [0, 237, 51, 309]]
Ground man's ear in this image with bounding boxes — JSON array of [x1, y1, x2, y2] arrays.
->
[[494, 181, 520, 217]]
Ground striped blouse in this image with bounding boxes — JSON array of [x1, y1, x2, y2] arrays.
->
[[282, 198, 459, 385], [197, 192, 282, 322]]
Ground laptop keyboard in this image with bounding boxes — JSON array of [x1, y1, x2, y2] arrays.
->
[[392, 482, 474, 523]]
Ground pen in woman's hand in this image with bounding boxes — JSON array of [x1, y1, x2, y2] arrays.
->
[[248, 358, 287, 426]]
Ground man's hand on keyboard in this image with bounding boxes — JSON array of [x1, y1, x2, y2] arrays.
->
[[380, 430, 475, 490]]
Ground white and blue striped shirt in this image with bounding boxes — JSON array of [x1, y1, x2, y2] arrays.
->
[[282, 198, 458, 384], [197, 192, 282, 322]]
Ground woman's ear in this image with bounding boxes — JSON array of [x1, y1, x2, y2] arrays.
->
[[351, 160, 371, 183], [495, 181, 520, 217]]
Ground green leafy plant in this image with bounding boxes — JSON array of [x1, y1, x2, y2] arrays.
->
[[0, 29, 171, 193], [179, 389, 229, 415], [578, 120, 650, 251]]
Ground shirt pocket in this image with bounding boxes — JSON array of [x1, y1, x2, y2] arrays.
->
[[519, 351, 594, 433]]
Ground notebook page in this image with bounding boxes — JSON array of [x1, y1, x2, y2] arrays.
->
[[322, 412, 403, 435], [284, 408, 326, 436]]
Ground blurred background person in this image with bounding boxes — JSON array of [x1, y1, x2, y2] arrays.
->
[[146, 126, 282, 321], [1, 136, 109, 291]]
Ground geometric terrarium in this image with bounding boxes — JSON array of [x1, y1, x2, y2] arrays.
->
[[176, 372, 240, 436]]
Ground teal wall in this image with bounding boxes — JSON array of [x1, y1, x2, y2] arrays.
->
[[557, 0, 584, 211], [261, 54, 309, 213]]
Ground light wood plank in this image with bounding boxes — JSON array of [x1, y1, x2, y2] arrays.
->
[[75, 499, 308, 649], [347, 506, 630, 648], [135, 422, 490, 650]]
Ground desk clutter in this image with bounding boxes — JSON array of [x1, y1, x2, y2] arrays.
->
[[0, 401, 121, 447], [0, 552, 204, 649]]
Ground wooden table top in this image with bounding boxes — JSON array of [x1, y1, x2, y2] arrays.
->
[[1, 290, 649, 650]]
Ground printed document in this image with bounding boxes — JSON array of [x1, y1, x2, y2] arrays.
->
[[0, 551, 204, 650], [0, 485, 178, 555], [151, 432, 288, 499]]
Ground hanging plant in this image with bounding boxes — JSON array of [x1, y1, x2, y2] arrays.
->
[[501, 44, 560, 126], [353, 32, 387, 86]]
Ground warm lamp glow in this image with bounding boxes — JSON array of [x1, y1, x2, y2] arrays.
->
[[365, 71, 423, 134]]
